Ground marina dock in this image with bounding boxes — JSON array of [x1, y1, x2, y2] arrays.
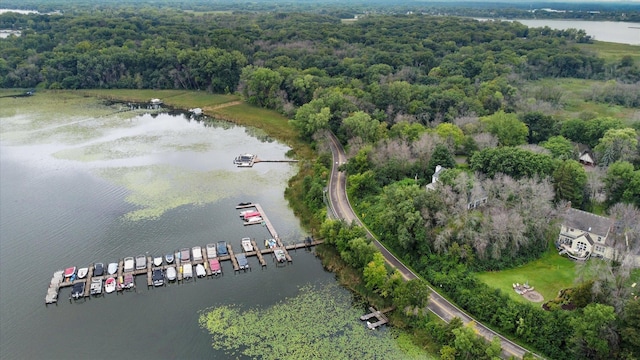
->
[[46, 203, 323, 305]]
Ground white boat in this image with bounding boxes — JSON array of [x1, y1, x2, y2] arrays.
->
[[165, 253, 174, 264], [90, 278, 102, 295], [77, 267, 89, 279], [233, 153, 256, 166], [182, 263, 193, 279], [135, 255, 146, 270], [241, 238, 253, 252], [153, 256, 163, 267], [107, 262, 118, 275], [192, 246, 203, 262], [150, 98, 162, 105], [123, 257, 135, 272], [104, 277, 116, 293], [244, 216, 263, 225], [166, 266, 177, 281], [274, 249, 287, 263], [195, 264, 206, 278], [206, 243, 217, 258]]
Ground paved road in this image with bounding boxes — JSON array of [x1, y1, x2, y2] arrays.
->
[[325, 131, 536, 359]]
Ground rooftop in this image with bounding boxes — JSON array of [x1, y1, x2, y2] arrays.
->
[[562, 208, 613, 237]]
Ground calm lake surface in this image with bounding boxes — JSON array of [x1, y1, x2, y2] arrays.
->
[[478, 18, 640, 45], [0, 95, 389, 359]]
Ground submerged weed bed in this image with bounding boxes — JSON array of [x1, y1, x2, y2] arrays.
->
[[198, 283, 433, 360]]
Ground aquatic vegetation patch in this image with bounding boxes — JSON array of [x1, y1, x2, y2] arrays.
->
[[98, 165, 262, 221], [198, 283, 433, 360]]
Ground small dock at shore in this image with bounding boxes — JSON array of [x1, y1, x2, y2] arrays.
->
[[46, 202, 323, 305], [360, 307, 394, 329]]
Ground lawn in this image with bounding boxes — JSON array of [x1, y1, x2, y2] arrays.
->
[[477, 250, 577, 304]]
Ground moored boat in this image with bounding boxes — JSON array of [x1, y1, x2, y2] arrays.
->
[[241, 238, 253, 252], [242, 211, 260, 219], [236, 253, 249, 270], [206, 243, 217, 258], [182, 263, 193, 279], [104, 277, 116, 293], [192, 246, 203, 262], [265, 238, 277, 248], [94, 262, 105, 277], [153, 256, 163, 267], [152, 269, 164, 287], [71, 282, 85, 299], [237, 202, 252, 206], [64, 267, 77, 279], [123, 257, 135, 272], [239, 209, 259, 218], [166, 266, 177, 281], [244, 216, 263, 225], [180, 248, 191, 262], [107, 262, 118, 275], [123, 274, 134, 289], [90, 278, 102, 295], [135, 255, 146, 270], [209, 258, 222, 275], [274, 249, 287, 263], [165, 253, 174, 264], [195, 264, 206, 278], [217, 241, 228, 256], [77, 267, 89, 279]]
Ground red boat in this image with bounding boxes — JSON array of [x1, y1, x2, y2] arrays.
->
[[242, 211, 260, 220], [64, 267, 76, 279], [209, 258, 222, 275]]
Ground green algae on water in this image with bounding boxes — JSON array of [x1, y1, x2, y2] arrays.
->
[[198, 283, 434, 360], [97, 165, 262, 221]]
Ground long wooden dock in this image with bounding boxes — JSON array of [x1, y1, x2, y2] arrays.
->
[[46, 203, 324, 305], [237, 203, 294, 263], [227, 244, 240, 272]]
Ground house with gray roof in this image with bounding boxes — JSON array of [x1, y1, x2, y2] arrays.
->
[[557, 207, 614, 260]]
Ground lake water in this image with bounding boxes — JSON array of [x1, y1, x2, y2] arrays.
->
[[0, 95, 414, 359], [478, 18, 640, 45]]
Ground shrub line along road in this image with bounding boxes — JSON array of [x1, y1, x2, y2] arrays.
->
[[325, 131, 539, 359]]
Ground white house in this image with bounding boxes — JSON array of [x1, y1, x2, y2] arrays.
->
[[426, 165, 446, 191]]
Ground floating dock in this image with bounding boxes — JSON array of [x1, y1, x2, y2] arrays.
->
[[234, 153, 298, 168], [46, 203, 323, 305]]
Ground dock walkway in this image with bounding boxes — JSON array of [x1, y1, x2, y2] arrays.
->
[[360, 307, 394, 329], [46, 203, 324, 305]]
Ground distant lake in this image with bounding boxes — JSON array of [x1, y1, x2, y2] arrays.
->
[[478, 19, 640, 45]]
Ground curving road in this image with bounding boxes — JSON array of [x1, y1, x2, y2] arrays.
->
[[325, 131, 538, 359]]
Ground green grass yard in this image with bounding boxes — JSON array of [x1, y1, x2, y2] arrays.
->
[[477, 250, 577, 304]]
